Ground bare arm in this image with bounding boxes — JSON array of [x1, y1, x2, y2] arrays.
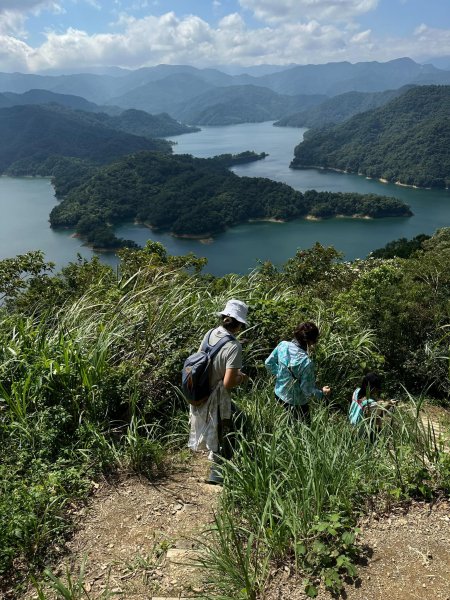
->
[[223, 368, 247, 390]]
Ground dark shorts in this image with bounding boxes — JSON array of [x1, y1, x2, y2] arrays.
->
[[275, 395, 310, 421]]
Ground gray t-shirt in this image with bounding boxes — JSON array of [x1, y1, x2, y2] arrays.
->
[[200, 326, 243, 389]]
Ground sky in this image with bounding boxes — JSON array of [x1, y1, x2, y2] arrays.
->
[[0, 0, 449, 73]]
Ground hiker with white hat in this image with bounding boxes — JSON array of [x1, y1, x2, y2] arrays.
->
[[187, 299, 249, 484]]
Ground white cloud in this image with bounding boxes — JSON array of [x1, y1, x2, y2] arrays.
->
[[0, 11, 27, 36], [238, 0, 379, 23], [23, 12, 353, 70], [1, 9, 450, 73], [0, 1, 63, 37], [350, 28, 371, 43], [0, 34, 34, 70]]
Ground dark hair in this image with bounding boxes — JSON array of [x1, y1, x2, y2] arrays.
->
[[220, 315, 241, 332], [293, 321, 320, 350], [358, 372, 382, 400]]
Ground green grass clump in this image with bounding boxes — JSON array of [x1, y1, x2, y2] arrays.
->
[[201, 390, 448, 598]]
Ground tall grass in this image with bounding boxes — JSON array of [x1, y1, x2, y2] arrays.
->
[[201, 387, 449, 598], [1, 257, 448, 595]]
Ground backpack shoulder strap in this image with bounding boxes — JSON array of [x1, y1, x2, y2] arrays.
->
[[200, 329, 215, 352], [201, 329, 234, 359]]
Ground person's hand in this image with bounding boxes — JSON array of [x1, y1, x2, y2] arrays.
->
[[239, 372, 249, 385], [322, 385, 331, 395]]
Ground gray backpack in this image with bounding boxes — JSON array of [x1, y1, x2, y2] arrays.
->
[[181, 329, 233, 406]]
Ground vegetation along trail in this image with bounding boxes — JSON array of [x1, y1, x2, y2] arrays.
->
[[1, 229, 450, 599]]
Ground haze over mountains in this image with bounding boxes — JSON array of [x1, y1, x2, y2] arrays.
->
[[1, 58, 450, 126]]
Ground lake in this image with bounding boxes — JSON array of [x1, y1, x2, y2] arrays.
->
[[1, 122, 449, 274]]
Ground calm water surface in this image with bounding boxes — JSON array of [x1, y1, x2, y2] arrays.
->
[[2, 122, 450, 274]]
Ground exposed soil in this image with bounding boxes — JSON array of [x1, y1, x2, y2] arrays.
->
[[267, 499, 450, 600], [25, 452, 219, 600]]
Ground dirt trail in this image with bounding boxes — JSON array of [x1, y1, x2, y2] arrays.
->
[[38, 453, 219, 600], [266, 499, 450, 600], [26, 407, 449, 600]]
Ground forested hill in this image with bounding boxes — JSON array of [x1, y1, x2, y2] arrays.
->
[[290, 85, 450, 188], [93, 109, 200, 137], [172, 85, 325, 125], [0, 104, 172, 173], [274, 86, 412, 129], [0, 88, 100, 111], [49, 151, 411, 248]]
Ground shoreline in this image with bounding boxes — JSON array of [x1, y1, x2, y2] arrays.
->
[[68, 208, 410, 250], [1, 174, 52, 180], [291, 164, 448, 191], [247, 217, 286, 223], [306, 214, 375, 221]]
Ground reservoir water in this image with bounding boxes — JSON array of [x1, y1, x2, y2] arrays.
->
[[1, 122, 449, 274]]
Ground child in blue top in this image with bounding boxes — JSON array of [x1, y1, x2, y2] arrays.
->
[[349, 372, 388, 428]]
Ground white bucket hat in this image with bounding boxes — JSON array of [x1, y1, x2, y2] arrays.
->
[[217, 299, 249, 325]]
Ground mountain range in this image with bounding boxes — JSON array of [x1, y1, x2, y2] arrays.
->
[[1, 58, 449, 125], [274, 86, 414, 129]]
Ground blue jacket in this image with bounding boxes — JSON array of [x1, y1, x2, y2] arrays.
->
[[265, 340, 323, 406], [348, 388, 377, 425]]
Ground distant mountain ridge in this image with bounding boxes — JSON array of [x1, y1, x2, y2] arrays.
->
[[291, 85, 450, 188], [172, 85, 326, 125], [0, 58, 449, 125]]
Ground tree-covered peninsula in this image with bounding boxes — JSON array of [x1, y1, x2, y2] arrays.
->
[[290, 85, 450, 188], [49, 151, 412, 247]]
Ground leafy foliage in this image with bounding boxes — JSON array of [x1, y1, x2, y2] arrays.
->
[[1, 228, 449, 594], [370, 233, 431, 259], [291, 85, 450, 188]]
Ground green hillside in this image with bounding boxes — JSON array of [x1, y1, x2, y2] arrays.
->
[[0, 88, 100, 111], [0, 104, 172, 173], [173, 85, 325, 125], [0, 90, 199, 137], [274, 86, 411, 128], [99, 109, 200, 137], [291, 85, 450, 188]]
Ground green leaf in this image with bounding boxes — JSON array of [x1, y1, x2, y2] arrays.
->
[[342, 531, 355, 545], [296, 543, 307, 555], [305, 583, 319, 598]]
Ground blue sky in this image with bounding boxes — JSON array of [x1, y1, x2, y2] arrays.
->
[[0, 0, 449, 72]]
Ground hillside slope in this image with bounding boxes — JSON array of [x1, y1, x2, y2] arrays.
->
[[173, 85, 325, 125], [274, 86, 412, 128], [291, 85, 450, 188], [0, 105, 171, 172]]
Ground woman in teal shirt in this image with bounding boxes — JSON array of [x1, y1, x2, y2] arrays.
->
[[265, 321, 331, 419]]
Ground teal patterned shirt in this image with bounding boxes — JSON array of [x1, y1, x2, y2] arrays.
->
[[265, 340, 323, 406]]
